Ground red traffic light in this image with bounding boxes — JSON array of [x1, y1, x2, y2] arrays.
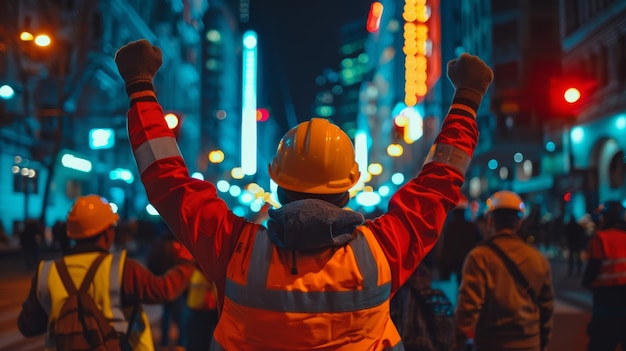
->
[[256, 108, 270, 122], [563, 87, 581, 104], [367, 2, 384, 33], [563, 192, 571, 202]]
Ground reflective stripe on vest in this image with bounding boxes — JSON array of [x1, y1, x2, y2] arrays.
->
[[133, 136, 182, 174], [214, 226, 403, 350], [423, 143, 471, 174], [224, 229, 391, 313], [593, 229, 626, 287], [209, 338, 405, 351], [36, 251, 127, 348], [597, 258, 626, 283], [37, 260, 54, 315]]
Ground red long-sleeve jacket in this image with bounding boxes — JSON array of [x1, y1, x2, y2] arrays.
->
[[126, 98, 478, 308]]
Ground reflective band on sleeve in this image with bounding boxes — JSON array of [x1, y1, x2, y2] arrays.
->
[[109, 250, 127, 332], [226, 229, 390, 313], [602, 258, 626, 266], [596, 271, 626, 281], [423, 143, 472, 174], [134, 136, 182, 174]]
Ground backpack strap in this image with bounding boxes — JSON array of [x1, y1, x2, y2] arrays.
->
[[481, 239, 537, 302], [56, 253, 108, 295]]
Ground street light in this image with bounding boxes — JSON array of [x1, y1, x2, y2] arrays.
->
[[12, 157, 38, 222], [19, 31, 52, 47]]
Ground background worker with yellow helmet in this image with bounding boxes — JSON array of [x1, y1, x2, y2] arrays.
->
[[17, 194, 195, 351], [115, 38, 493, 350], [454, 190, 555, 351]]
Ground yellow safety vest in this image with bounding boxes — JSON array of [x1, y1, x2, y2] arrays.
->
[[36, 250, 154, 351], [212, 225, 403, 351], [187, 268, 217, 310]]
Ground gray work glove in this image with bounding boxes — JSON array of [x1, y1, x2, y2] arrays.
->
[[114, 39, 163, 87], [447, 53, 494, 103]]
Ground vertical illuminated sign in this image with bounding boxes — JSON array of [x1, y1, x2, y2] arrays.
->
[[241, 30, 258, 176], [402, 0, 439, 106]]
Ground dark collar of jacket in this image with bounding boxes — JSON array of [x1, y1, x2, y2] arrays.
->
[[64, 242, 110, 256], [486, 229, 523, 242], [267, 198, 364, 251]]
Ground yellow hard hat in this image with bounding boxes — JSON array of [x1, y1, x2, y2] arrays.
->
[[268, 118, 360, 194], [66, 195, 119, 239], [486, 190, 525, 213]]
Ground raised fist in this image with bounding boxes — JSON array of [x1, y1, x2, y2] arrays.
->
[[447, 53, 494, 98], [114, 39, 162, 86]]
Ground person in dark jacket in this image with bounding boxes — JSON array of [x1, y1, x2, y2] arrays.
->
[[562, 215, 587, 277], [20, 218, 43, 271], [435, 195, 483, 284], [18, 194, 195, 351], [147, 228, 190, 348]]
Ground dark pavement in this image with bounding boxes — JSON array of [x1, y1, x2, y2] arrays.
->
[[0, 240, 598, 351]]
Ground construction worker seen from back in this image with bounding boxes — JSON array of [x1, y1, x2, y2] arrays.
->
[[114, 38, 494, 350]]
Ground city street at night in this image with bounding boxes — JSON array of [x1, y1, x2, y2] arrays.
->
[[2, 0, 626, 350], [0, 244, 595, 351]]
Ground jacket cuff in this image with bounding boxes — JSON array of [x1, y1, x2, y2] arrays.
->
[[126, 81, 157, 106], [450, 89, 482, 119]]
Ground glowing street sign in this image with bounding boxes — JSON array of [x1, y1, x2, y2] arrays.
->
[[109, 168, 134, 184], [61, 153, 92, 173], [241, 30, 258, 176], [89, 128, 115, 149]]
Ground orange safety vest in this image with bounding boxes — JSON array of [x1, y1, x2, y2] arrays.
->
[[211, 225, 403, 351], [36, 250, 155, 351], [591, 228, 626, 287]]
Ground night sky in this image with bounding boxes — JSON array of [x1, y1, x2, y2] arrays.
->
[[248, 0, 372, 129]]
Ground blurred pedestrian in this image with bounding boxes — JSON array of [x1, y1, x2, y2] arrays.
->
[[390, 265, 455, 351], [115, 39, 493, 350], [185, 268, 219, 351], [52, 220, 71, 253], [582, 200, 626, 351], [18, 194, 195, 351], [0, 220, 9, 245], [435, 195, 483, 284], [454, 190, 554, 351], [20, 218, 43, 271], [562, 215, 587, 277], [147, 228, 190, 348]]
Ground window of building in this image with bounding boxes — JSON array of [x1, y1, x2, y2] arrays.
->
[[563, 0, 581, 35], [599, 46, 609, 86], [609, 151, 625, 188], [494, 62, 519, 86], [492, 1, 518, 13], [13, 173, 39, 194], [618, 33, 626, 84]]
